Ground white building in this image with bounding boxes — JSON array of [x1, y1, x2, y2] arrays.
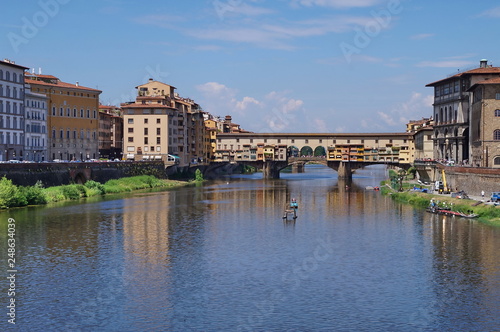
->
[[24, 84, 48, 161], [0, 59, 28, 161]]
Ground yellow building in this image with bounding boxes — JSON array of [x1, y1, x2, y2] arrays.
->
[[25, 73, 101, 161]]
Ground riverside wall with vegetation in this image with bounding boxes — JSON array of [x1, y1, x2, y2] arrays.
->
[[383, 169, 500, 226], [0, 175, 193, 209]]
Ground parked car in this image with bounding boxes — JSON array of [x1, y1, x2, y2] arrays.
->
[[491, 192, 500, 202]]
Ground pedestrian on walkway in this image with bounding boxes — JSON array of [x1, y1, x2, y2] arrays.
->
[[481, 190, 485, 198]]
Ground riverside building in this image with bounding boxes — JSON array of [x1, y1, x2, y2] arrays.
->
[[122, 79, 206, 166], [467, 78, 500, 168], [26, 73, 102, 161], [0, 59, 28, 161], [24, 84, 48, 161], [426, 59, 500, 165]]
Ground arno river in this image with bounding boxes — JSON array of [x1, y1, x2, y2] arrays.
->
[[1, 165, 500, 331]]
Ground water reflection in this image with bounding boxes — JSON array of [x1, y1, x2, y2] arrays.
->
[[0, 165, 499, 331]]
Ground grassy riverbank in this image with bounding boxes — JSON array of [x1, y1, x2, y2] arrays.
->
[[0, 175, 190, 209], [381, 172, 500, 226]]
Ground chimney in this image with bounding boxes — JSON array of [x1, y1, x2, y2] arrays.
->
[[76, 81, 79, 87], [480, 59, 488, 68]]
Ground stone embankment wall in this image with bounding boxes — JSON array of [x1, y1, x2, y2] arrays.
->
[[0, 161, 166, 187], [441, 166, 500, 196]]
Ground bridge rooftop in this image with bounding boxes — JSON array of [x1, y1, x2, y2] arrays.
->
[[217, 132, 413, 138]]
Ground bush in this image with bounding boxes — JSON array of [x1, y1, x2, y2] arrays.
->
[[62, 185, 83, 200], [195, 169, 204, 182], [84, 180, 106, 195], [0, 176, 27, 208], [21, 181, 47, 205]]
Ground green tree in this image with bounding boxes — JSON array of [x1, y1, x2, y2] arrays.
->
[[195, 169, 204, 182]]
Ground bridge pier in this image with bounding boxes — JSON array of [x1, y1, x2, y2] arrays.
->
[[262, 161, 281, 179], [292, 162, 305, 173], [337, 161, 352, 180]]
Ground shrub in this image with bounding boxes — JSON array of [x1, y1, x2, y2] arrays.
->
[[62, 185, 83, 200], [21, 181, 47, 205], [195, 169, 204, 182], [84, 180, 106, 195], [0, 176, 27, 208]]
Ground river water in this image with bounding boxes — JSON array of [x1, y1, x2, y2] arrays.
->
[[1, 165, 500, 331]]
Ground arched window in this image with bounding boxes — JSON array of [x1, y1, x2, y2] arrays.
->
[[495, 109, 500, 117], [494, 156, 500, 166], [494, 129, 500, 141]]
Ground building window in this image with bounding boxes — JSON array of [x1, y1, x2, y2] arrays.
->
[[156, 128, 160, 135], [128, 137, 133, 142], [496, 93, 500, 100], [495, 109, 500, 117], [128, 118, 133, 124], [144, 128, 148, 135], [144, 118, 148, 124], [494, 156, 500, 165], [156, 137, 161, 144], [81, 109, 84, 117], [156, 118, 160, 124], [494, 129, 500, 141], [144, 137, 148, 144]]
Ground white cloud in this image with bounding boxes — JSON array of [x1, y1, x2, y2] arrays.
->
[[236, 96, 261, 110], [195, 84, 309, 133], [379, 92, 433, 127], [477, 6, 500, 18], [291, 0, 382, 9], [416, 60, 475, 68], [196, 82, 234, 95]]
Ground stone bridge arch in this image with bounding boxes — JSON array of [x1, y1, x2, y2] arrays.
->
[[69, 168, 91, 184]]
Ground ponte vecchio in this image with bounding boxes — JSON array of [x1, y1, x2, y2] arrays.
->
[[214, 132, 414, 179]]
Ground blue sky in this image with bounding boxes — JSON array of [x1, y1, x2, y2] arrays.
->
[[2, 0, 500, 133]]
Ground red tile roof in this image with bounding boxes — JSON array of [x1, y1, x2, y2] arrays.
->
[[120, 102, 176, 109], [25, 74, 101, 93], [426, 67, 500, 86]]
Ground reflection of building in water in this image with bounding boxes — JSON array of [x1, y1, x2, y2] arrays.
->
[[428, 213, 500, 318]]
